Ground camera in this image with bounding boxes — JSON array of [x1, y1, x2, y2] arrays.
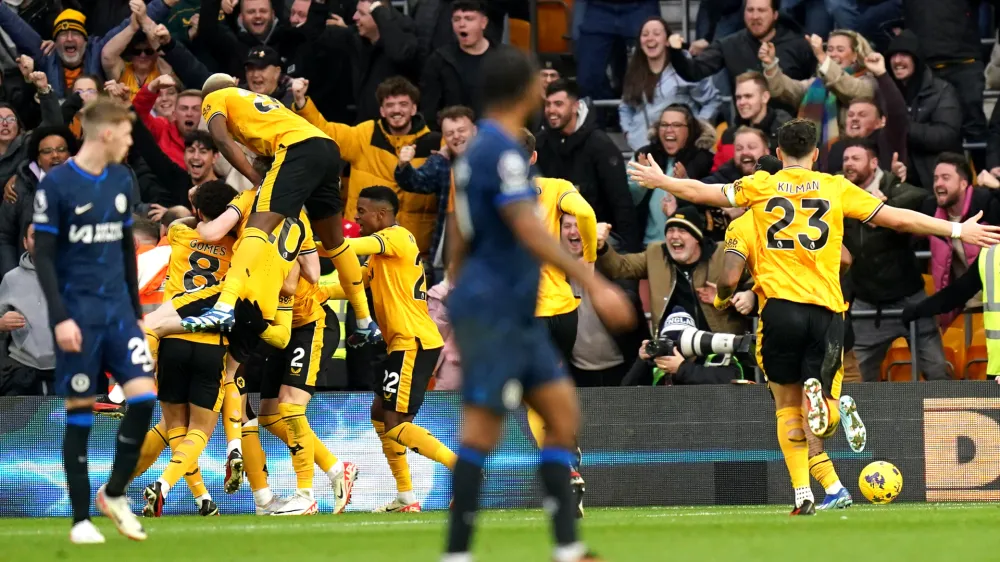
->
[[644, 338, 676, 359], [646, 327, 755, 360]]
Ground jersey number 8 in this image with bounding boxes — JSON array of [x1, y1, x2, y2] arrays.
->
[[764, 196, 831, 251], [184, 251, 221, 291]]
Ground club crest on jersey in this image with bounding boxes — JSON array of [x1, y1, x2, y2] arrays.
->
[[70, 373, 90, 393], [115, 193, 128, 214], [498, 150, 529, 195], [33, 191, 48, 223]]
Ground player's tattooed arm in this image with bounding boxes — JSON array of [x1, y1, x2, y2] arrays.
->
[[207, 115, 263, 186], [714, 251, 746, 309]]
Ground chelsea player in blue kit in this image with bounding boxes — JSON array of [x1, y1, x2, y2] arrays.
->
[[32, 98, 156, 544], [444, 49, 635, 562]]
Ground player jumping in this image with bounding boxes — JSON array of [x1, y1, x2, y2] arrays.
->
[[443, 48, 634, 562], [628, 118, 1000, 514], [33, 98, 156, 543], [180, 74, 380, 348]]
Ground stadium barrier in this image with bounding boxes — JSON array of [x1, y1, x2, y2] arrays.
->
[[1, 383, 998, 516]]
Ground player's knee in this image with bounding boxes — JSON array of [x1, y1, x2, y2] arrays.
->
[[277, 385, 310, 405], [786, 425, 806, 443], [188, 405, 218, 434], [259, 398, 279, 416]]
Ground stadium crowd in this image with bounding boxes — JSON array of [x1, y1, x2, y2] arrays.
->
[[0, 0, 997, 396]]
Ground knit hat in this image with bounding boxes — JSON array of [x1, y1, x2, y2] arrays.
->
[[664, 206, 705, 241], [658, 307, 696, 341], [53, 9, 87, 39]]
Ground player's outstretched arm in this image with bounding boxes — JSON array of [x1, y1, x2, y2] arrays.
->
[[347, 236, 390, 257], [196, 206, 240, 242], [207, 115, 263, 186], [871, 207, 1000, 248], [626, 154, 730, 208]]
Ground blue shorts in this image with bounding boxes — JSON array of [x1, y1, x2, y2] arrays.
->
[[55, 318, 154, 398], [453, 316, 567, 414]]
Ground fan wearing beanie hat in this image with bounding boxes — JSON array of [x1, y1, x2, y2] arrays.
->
[[52, 9, 88, 70]]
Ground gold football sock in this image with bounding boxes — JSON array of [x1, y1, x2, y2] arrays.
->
[[385, 421, 457, 470], [776, 407, 810, 490], [131, 422, 169, 479], [260, 412, 289, 443], [143, 327, 160, 368], [184, 463, 209, 499], [809, 452, 840, 490], [161, 429, 209, 488], [279, 403, 315, 491], [326, 239, 370, 321], [242, 422, 269, 492], [313, 434, 338, 473], [219, 227, 272, 309], [222, 381, 242, 447], [526, 407, 546, 449], [374, 419, 412, 493]]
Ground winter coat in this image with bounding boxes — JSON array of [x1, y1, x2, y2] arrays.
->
[[618, 64, 721, 151], [535, 100, 642, 251], [0, 252, 53, 370], [419, 41, 508, 129], [765, 55, 877, 129], [825, 73, 910, 176], [902, 0, 986, 64], [0, 161, 38, 277]]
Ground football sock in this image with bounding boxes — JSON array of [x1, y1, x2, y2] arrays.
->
[[446, 446, 486, 554], [373, 419, 412, 494], [184, 463, 209, 500], [385, 421, 457, 470], [64, 407, 93, 524], [313, 434, 338, 473], [106, 392, 155, 497], [222, 381, 242, 454], [218, 227, 271, 310], [827, 398, 841, 428], [526, 407, 546, 449], [260, 412, 289, 443], [326, 239, 371, 323], [808, 452, 844, 493], [143, 327, 160, 367], [160, 429, 209, 488], [156, 425, 187, 495], [242, 420, 269, 492], [279, 402, 316, 493], [776, 406, 812, 506], [539, 448, 578, 547], [131, 422, 168, 479]]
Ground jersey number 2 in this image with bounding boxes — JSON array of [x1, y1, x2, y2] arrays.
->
[[254, 94, 281, 113], [764, 197, 831, 251], [412, 254, 427, 301]]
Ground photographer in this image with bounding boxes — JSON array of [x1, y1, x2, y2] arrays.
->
[[622, 309, 750, 385]]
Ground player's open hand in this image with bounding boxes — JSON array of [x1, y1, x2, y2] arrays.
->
[[587, 276, 637, 333], [960, 210, 1000, 248], [55, 319, 83, 353], [627, 153, 667, 190], [696, 281, 718, 305], [147, 204, 167, 222], [596, 222, 612, 250], [235, 298, 269, 335]]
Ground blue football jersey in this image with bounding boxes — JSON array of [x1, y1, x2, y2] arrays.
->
[[32, 160, 135, 326], [449, 120, 540, 324]]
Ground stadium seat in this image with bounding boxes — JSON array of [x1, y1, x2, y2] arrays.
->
[[923, 274, 935, 296], [965, 345, 989, 380], [941, 326, 967, 379], [882, 338, 918, 382], [507, 1, 573, 54]]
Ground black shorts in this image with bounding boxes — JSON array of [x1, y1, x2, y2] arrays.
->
[[543, 309, 579, 365], [255, 137, 344, 220], [379, 342, 441, 415], [759, 299, 844, 392], [157, 338, 227, 411], [245, 321, 333, 399], [172, 285, 222, 319]]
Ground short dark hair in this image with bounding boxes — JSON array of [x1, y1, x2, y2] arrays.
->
[[192, 180, 238, 221], [545, 78, 579, 100], [133, 218, 161, 242], [184, 130, 216, 152], [935, 152, 972, 184], [841, 137, 879, 159], [358, 185, 399, 214], [776, 119, 818, 159], [481, 48, 540, 112], [159, 207, 189, 228], [375, 76, 420, 106], [437, 105, 475, 127], [848, 97, 883, 119], [451, 0, 487, 15], [521, 128, 536, 153]]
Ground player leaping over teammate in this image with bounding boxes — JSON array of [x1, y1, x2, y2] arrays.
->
[[627, 118, 1000, 515], [179, 74, 380, 348]]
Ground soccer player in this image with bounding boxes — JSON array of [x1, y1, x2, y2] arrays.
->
[[330, 185, 455, 513], [444, 49, 634, 562], [32, 97, 155, 543], [627, 118, 1000, 514], [180, 74, 379, 348]]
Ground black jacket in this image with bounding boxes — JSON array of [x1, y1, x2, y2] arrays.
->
[[719, 107, 793, 151], [420, 41, 507, 128], [318, 5, 420, 124], [669, 20, 815, 115], [535, 101, 642, 251], [902, 0, 987, 64], [842, 172, 927, 304], [886, 30, 963, 189], [0, 161, 38, 277]]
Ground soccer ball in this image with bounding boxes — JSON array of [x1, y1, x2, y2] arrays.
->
[[858, 461, 903, 504]]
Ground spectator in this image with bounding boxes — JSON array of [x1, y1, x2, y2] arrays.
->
[[61, 73, 102, 136], [0, 69, 61, 185], [903, 0, 988, 152], [922, 153, 1000, 327], [701, 127, 770, 238], [536, 79, 641, 251], [100, 2, 174, 99], [840, 138, 949, 382], [987, 102, 1000, 181], [667, 0, 817, 115], [628, 104, 715, 246], [825, 53, 909, 175], [761, 30, 875, 138], [318, 0, 420, 123], [410, 0, 509, 59], [131, 122, 223, 209], [529, 54, 567, 132], [0, 3, 176, 98], [714, 71, 792, 170], [0, 125, 76, 277], [565, 214, 641, 386], [885, 30, 963, 189], [132, 74, 201, 168], [396, 105, 476, 282], [0, 224, 54, 396], [574, 0, 659, 104], [618, 16, 720, 152], [419, 0, 503, 126], [242, 46, 294, 106], [291, 76, 442, 253], [596, 207, 752, 337], [427, 273, 459, 390], [132, 217, 170, 316]]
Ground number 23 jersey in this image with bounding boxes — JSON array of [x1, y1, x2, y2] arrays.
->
[[201, 87, 329, 157], [721, 167, 883, 313]]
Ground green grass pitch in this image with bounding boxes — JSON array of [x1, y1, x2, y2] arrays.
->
[[4, 504, 1000, 561]]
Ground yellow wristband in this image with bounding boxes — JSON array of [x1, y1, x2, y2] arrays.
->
[[713, 294, 731, 310]]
